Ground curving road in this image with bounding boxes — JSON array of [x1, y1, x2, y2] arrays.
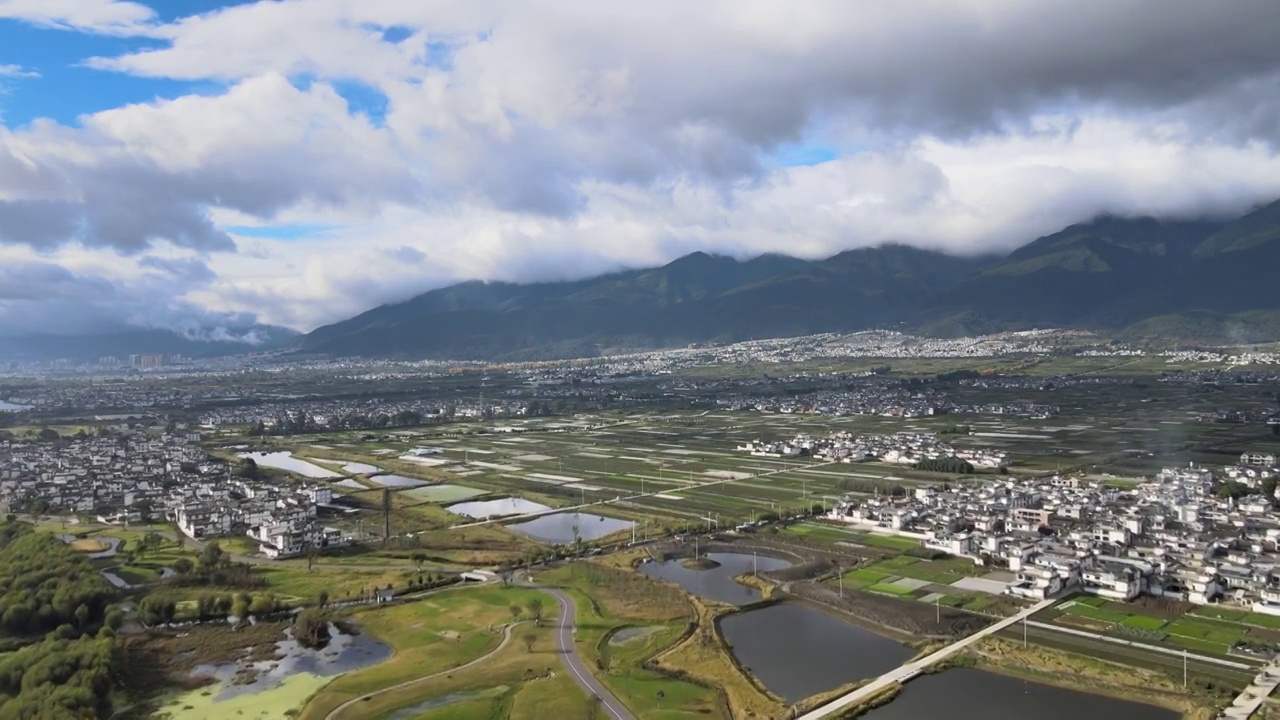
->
[[544, 587, 637, 720], [325, 621, 521, 720]]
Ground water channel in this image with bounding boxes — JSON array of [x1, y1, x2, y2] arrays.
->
[[639, 551, 792, 605]]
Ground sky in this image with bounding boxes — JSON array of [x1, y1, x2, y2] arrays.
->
[[2, 0, 1280, 340]]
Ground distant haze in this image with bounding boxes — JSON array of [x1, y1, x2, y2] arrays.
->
[[2, 1, 1280, 336]]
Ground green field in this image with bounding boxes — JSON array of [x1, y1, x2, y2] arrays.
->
[[867, 581, 917, 597]]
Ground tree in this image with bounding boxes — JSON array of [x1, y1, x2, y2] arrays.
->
[[588, 695, 604, 720], [231, 595, 250, 621], [509, 604, 522, 621], [200, 541, 225, 571], [294, 608, 331, 649], [196, 594, 218, 621], [1263, 476, 1279, 502], [240, 456, 259, 478], [526, 597, 544, 626], [522, 631, 537, 652], [318, 590, 330, 609], [172, 557, 193, 575], [411, 552, 427, 571], [305, 543, 320, 573], [1216, 481, 1251, 500], [36, 427, 59, 442]]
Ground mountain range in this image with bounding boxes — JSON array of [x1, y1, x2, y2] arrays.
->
[[299, 198, 1280, 360], [11, 199, 1280, 363]]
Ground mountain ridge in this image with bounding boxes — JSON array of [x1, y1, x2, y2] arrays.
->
[[300, 199, 1280, 360]]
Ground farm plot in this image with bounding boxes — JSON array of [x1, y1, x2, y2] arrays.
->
[[399, 485, 489, 504]]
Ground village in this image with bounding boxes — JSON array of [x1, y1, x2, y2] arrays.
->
[[820, 449, 1280, 613], [0, 430, 350, 559]]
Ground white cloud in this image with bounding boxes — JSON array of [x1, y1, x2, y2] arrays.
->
[[0, 64, 39, 78], [2, 0, 1280, 337], [0, 0, 154, 34]]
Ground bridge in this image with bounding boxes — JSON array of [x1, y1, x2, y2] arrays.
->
[[796, 597, 1056, 720]]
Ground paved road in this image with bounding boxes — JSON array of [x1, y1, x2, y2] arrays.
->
[[325, 621, 520, 720], [796, 597, 1057, 720], [544, 587, 637, 720]]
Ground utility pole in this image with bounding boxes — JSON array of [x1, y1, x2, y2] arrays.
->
[[1022, 614, 1027, 647], [839, 569, 844, 599], [753, 551, 758, 577], [382, 488, 391, 542], [1183, 649, 1187, 688], [935, 596, 940, 624]]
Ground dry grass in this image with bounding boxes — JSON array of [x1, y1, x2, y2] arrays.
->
[[69, 538, 110, 553]]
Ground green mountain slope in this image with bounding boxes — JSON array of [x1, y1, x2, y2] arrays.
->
[[301, 198, 1280, 359]]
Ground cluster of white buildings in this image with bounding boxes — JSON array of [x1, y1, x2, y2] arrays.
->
[[171, 479, 350, 559], [0, 431, 351, 559], [739, 431, 1009, 469], [825, 462, 1280, 612]]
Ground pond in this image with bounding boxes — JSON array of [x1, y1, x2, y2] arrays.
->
[[447, 497, 552, 519], [368, 474, 429, 488], [237, 451, 342, 479], [158, 624, 391, 719], [860, 667, 1178, 720], [639, 552, 792, 605], [0, 400, 29, 412], [719, 602, 913, 703], [508, 512, 635, 544]]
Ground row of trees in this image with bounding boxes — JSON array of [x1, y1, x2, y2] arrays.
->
[[138, 592, 287, 626], [915, 457, 977, 474], [248, 409, 429, 436]]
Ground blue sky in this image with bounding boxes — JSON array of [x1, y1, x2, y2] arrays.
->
[[1, 0, 1279, 336]]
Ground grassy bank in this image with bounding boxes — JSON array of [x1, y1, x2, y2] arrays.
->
[[974, 638, 1221, 720]]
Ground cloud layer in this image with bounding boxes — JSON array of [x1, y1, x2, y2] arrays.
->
[[2, 0, 1280, 335]]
